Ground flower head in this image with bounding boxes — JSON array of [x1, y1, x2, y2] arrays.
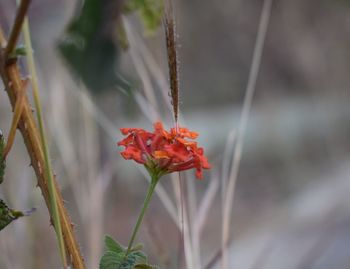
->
[[118, 122, 211, 179]]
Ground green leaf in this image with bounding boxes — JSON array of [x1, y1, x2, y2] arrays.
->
[[123, 0, 164, 34], [8, 45, 27, 60], [0, 198, 35, 231], [105, 235, 125, 254], [58, 0, 131, 94], [100, 251, 124, 269], [0, 200, 23, 231], [131, 243, 144, 252], [99, 250, 149, 269], [100, 236, 157, 269], [134, 264, 156, 269], [130, 251, 147, 264]]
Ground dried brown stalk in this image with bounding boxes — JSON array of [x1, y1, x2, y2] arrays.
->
[[0, 32, 86, 269], [5, 0, 31, 57], [2, 78, 27, 160]]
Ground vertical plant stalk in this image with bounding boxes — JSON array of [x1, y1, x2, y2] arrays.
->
[[171, 173, 193, 269], [2, 78, 26, 160], [21, 17, 67, 267], [221, 0, 273, 269], [0, 29, 86, 269], [164, 0, 179, 124], [125, 174, 160, 257], [164, 2, 192, 267], [0, 0, 30, 163]]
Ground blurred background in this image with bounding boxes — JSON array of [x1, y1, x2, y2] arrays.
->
[[1, 0, 350, 268]]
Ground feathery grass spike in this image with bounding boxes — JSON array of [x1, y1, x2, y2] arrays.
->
[[164, 0, 179, 123]]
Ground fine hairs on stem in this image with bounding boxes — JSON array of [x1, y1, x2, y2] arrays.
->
[[125, 174, 160, 257]]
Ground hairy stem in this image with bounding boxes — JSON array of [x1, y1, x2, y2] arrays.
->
[[125, 174, 159, 257]]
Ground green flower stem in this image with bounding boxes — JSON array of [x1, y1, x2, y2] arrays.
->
[[125, 173, 160, 257]]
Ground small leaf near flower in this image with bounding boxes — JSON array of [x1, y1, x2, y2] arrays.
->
[[100, 236, 152, 269], [100, 251, 124, 269], [105, 235, 124, 254]]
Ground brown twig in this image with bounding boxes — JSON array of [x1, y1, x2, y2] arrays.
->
[[5, 0, 31, 57], [0, 28, 86, 269], [2, 78, 27, 160], [0, 27, 6, 46], [164, 0, 179, 124]]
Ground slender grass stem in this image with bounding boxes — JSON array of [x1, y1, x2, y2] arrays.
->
[[21, 16, 68, 268], [125, 174, 159, 257], [221, 0, 273, 268]]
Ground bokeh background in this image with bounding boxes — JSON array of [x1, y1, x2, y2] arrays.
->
[[1, 0, 350, 268]]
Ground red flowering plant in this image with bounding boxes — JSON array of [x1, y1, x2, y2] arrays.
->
[[118, 122, 211, 179], [112, 121, 211, 263], [100, 3, 212, 268]]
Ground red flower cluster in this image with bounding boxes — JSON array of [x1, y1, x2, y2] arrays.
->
[[118, 122, 211, 179]]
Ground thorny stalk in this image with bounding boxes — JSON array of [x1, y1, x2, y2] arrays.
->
[[5, 0, 31, 57], [0, 9, 86, 269], [1, 0, 30, 160], [2, 78, 26, 160], [22, 14, 68, 267]]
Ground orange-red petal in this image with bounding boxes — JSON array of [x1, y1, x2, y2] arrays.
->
[[120, 127, 144, 135], [153, 150, 170, 159], [118, 122, 210, 179], [120, 146, 144, 164]]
